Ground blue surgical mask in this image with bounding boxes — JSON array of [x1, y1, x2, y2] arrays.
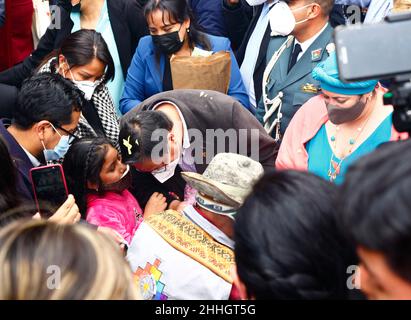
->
[[41, 124, 73, 164]]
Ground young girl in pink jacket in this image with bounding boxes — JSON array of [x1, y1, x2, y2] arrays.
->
[[63, 137, 167, 244]]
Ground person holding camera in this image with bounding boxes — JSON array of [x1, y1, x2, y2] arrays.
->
[[275, 51, 408, 184]]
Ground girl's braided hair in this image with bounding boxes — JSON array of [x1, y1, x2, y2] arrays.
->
[[63, 137, 114, 218]]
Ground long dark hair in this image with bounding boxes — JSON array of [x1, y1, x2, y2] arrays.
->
[[144, 0, 211, 51], [39, 29, 115, 84], [235, 171, 355, 299], [63, 137, 114, 218]]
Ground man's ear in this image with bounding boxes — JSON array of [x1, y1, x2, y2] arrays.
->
[[309, 3, 322, 19], [35, 120, 51, 142], [231, 265, 250, 300]]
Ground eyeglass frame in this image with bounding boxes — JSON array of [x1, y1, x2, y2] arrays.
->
[[51, 123, 79, 144]]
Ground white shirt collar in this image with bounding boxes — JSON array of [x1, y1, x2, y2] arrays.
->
[[182, 205, 235, 250], [21, 146, 41, 167], [153, 101, 190, 150], [294, 22, 329, 60]]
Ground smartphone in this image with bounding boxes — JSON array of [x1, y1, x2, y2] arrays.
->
[[335, 13, 411, 82], [30, 164, 69, 217]]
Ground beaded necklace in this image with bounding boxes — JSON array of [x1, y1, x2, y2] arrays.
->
[[328, 106, 374, 182]]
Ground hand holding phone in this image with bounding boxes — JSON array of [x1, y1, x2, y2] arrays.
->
[[30, 164, 69, 217], [48, 195, 81, 224]]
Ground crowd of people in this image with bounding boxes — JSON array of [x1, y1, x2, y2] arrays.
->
[[0, 0, 410, 300]]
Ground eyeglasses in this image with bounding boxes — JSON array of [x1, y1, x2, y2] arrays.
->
[[52, 123, 79, 144]]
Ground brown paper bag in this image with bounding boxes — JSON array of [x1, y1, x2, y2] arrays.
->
[[170, 51, 231, 94]]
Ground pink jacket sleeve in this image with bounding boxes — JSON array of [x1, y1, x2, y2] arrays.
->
[[275, 104, 309, 171], [86, 205, 134, 244], [276, 95, 329, 171]]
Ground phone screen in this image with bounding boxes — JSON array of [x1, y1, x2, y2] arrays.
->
[[31, 165, 68, 216]]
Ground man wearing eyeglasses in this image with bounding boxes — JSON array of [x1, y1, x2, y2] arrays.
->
[[0, 73, 83, 202], [119, 89, 278, 210]]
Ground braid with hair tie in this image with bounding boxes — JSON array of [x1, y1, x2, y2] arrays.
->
[[76, 140, 100, 218], [84, 140, 99, 191]]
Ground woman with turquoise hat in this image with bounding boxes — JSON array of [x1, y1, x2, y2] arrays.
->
[[276, 51, 408, 184]]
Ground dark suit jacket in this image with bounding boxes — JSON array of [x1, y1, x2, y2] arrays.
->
[[0, 0, 148, 87], [0, 119, 34, 202], [221, 0, 254, 50], [122, 89, 278, 207], [0, 83, 18, 119], [224, 3, 272, 107], [190, 0, 228, 37]]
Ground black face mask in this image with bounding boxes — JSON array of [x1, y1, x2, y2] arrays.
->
[[152, 26, 184, 55], [326, 95, 368, 125], [100, 166, 132, 193]]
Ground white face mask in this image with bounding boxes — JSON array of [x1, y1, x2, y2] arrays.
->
[[70, 70, 100, 100], [66, 67, 100, 100], [269, 1, 312, 36], [74, 80, 99, 100], [245, 0, 267, 6], [151, 156, 180, 183]]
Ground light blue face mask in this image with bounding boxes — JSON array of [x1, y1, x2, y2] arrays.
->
[[41, 123, 74, 164]]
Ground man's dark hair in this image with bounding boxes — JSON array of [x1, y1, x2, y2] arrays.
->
[[13, 73, 84, 129], [119, 110, 173, 164], [283, 0, 334, 17], [340, 139, 411, 284], [235, 170, 354, 299]]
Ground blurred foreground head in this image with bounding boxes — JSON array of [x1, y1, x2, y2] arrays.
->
[[341, 139, 411, 299], [234, 170, 355, 300], [0, 219, 140, 300]]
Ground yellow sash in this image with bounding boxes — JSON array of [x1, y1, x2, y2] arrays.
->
[[145, 210, 235, 283]]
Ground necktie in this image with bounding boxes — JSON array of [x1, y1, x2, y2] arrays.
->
[[288, 43, 302, 73]]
